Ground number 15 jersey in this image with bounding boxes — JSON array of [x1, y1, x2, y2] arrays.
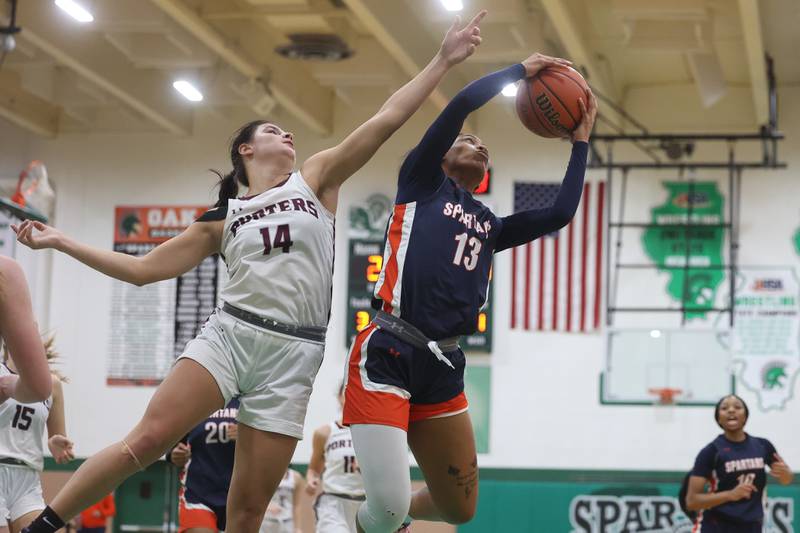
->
[[0, 364, 50, 471], [211, 171, 335, 328]]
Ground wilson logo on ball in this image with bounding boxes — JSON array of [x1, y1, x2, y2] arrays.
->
[[535, 93, 568, 135]]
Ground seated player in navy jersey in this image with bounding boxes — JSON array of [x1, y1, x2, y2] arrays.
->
[[686, 395, 794, 532], [342, 53, 597, 532], [167, 399, 239, 533]]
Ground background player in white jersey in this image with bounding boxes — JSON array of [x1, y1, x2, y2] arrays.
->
[[306, 385, 364, 533], [14, 12, 486, 533], [1, 340, 74, 533], [0, 256, 52, 405], [260, 469, 304, 533]]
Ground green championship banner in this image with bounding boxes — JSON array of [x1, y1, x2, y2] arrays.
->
[[642, 182, 725, 319]]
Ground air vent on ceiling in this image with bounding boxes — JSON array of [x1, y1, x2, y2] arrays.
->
[[275, 34, 353, 61]]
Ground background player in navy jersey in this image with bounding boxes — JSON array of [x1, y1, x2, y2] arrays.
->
[[0, 257, 52, 406], [343, 53, 596, 532], [14, 11, 486, 533], [686, 395, 793, 532], [167, 399, 239, 533]]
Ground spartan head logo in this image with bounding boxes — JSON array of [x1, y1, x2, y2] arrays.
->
[[120, 212, 142, 237], [762, 362, 788, 390]]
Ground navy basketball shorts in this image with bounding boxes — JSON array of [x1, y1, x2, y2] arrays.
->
[[694, 512, 763, 533], [342, 323, 468, 431]]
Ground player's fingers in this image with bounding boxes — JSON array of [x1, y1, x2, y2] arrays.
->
[[32, 221, 47, 230], [449, 15, 461, 32], [468, 9, 487, 29], [578, 98, 587, 116]]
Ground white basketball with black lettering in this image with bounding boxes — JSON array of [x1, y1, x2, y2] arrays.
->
[[220, 171, 335, 327]]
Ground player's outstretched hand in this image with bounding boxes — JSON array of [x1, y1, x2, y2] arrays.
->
[[572, 89, 598, 144], [727, 482, 757, 502], [521, 53, 572, 78], [438, 10, 486, 67], [12, 220, 66, 251], [48, 434, 75, 464]]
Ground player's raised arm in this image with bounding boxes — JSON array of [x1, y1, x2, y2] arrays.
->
[[13, 218, 222, 287], [396, 53, 573, 204], [301, 11, 486, 212], [494, 91, 596, 252]]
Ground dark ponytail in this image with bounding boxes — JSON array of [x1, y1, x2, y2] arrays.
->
[[212, 120, 268, 207]]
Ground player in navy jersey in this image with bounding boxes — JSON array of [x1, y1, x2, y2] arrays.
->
[[15, 12, 487, 533], [686, 395, 794, 532], [343, 53, 597, 532], [0, 257, 52, 406], [167, 399, 239, 533]]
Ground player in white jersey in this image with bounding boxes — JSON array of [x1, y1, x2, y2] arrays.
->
[[1, 342, 74, 533], [14, 13, 486, 533], [260, 469, 304, 533], [307, 386, 364, 533], [0, 257, 52, 406]]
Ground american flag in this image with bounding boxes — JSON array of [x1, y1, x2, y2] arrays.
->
[[510, 181, 606, 332]]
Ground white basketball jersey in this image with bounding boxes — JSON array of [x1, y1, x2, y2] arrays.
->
[[220, 171, 335, 327], [323, 423, 365, 497], [0, 365, 49, 470], [265, 469, 296, 522]]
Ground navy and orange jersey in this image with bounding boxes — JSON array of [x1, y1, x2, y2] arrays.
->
[[372, 63, 589, 340], [176, 398, 239, 510], [691, 434, 778, 523]]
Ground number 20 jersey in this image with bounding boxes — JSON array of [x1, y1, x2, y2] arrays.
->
[[374, 177, 502, 340], [182, 398, 240, 509], [220, 171, 335, 328]]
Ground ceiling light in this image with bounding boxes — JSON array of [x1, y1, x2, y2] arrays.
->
[[173, 80, 203, 102], [501, 83, 518, 98], [54, 0, 94, 23], [650, 329, 662, 339], [440, 0, 463, 12]]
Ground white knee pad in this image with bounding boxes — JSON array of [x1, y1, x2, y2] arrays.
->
[[351, 424, 411, 533]]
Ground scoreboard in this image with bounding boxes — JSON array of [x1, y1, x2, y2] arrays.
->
[[346, 237, 493, 353]]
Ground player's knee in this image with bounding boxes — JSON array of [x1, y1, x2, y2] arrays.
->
[[229, 499, 269, 528], [358, 490, 410, 533], [442, 500, 476, 524], [125, 423, 175, 466]]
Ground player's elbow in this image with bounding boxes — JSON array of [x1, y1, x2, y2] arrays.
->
[[129, 260, 157, 287], [685, 494, 702, 511], [31, 380, 53, 403], [550, 206, 577, 229]]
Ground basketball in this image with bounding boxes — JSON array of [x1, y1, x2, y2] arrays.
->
[[515, 66, 590, 138]]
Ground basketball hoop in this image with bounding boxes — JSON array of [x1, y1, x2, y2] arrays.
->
[[648, 387, 683, 405]]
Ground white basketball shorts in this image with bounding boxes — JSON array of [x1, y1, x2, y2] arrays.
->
[[180, 309, 324, 439]]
